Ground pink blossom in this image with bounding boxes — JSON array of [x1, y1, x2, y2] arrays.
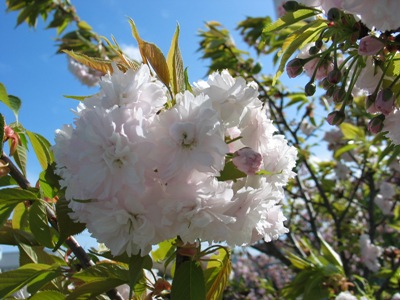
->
[[297, 45, 334, 81], [343, 0, 400, 31], [367, 114, 385, 134], [354, 57, 382, 95], [375, 89, 395, 116], [359, 234, 382, 272], [359, 36, 384, 56], [233, 147, 263, 175], [67, 57, 102, 87], [326, 110, 345, 125], [383, 109, 400, 145], [286, 59, 304, 78]]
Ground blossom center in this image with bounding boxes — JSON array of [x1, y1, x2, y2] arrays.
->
[[170, 122, 197, 149]]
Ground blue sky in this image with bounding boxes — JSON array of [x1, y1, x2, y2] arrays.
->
[[0, 0, 281, 252]]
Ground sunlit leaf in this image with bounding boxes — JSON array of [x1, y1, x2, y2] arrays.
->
[[263, 9, 319, 34], [273, 19, 327, 83], [27, 130, 53, 170], [317, 233, 343, 269], [128, 18, 171, 88], [205, 248, 231, 300], [286, 252, 311, 270], [167, 24, 185, 95], [29, 291, 66, 300], [12, 202, 29, 231], [340, 122, 365, 140], [0, 83, 21, 121], [63, 50, 112, 75], [63, 95, 89, 101], [152, 239, 176, 262], [0, 263, 54, 298], [77, 20, 92, 31], [334, 143, 358, 159]]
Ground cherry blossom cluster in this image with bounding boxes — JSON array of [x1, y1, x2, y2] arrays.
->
[[279, 0, 400, 144], [53, 64, 297, 256], [67, 57, 103, 87]]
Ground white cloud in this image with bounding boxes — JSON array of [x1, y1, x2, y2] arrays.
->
[[120, 44, 142, 62]]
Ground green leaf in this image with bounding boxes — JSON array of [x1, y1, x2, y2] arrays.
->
[[63, 94, 89, 101], [0, 174, 18, 187], [263, 9, 319, 34], [286, 252, 311, 270], [0, 204, 17, 228], [0, 188, 39, 227], [29, 291, 66, 300], [0, 83, 21, 121], [204, 249, 231, 300], [66, 278, 125, 300], [152, 238, 176, 262], [285, 94, 308, 108], [171, 261, 206, 300], [26, 130, 53, 170], [218, 161, 246, 181], [128, 18, 170, 89], [39, 163, 60, 199], [0, 263, 54, 298], [334, 143, 358, 159], [274, 19, 327, 83], [54, 197, 86, 251], [340, 122, 365, 140], [26, 266, 63, 294], [12, 202, 29, 231], [72, 263, 128, 282], [317, 233, 343, 270], [303, 273, 329, 300], [0, 188, 40, 203], [18, 243, 65, 267], [0, 224, 37, 246], [77, 20, 92, 31], [167, 24, 185, 95], [13, 143, 28, 176], [132, 275, 148, 299], [63, 50, 113, 75], [128, 254, 153, 295], [29, 200, 54, 248]]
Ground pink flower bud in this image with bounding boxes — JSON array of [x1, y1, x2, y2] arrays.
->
[[3, 125, 21, 156], [327, 68, 342, 84], [375, 88, 395, 116], [358, 36, 384, 56], [326, 110, 345, 125], [286, 59, 303, 78], [365, 94, 379, 114], [368, 114, 385, 134], [232, 147, 263, 175]]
